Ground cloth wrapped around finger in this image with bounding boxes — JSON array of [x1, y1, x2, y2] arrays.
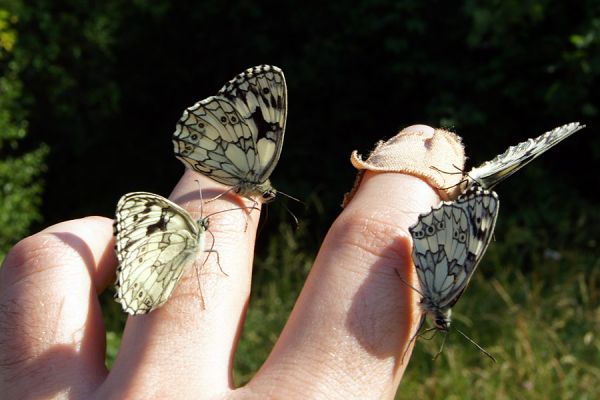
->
[[343, 127, 466, 207]]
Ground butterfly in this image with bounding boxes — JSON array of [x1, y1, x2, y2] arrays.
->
[[401, 186, 500, 362], [409, 185, 499, 335], [404, 122, 584, 360], [113, 191, 212, 315], [172, 65, 287, 202], [464, 122, 585, 190]]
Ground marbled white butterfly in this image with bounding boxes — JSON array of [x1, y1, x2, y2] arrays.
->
[[113, 192, 212, 315], [410, 186, 499, 333], [173, 65, 287, 202]]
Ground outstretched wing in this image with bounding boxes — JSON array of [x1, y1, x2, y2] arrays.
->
[[173, 65, 287, 196], [114, 192, 203, 315], [466, 122, 584, 190], [410, 186, 499, 311]]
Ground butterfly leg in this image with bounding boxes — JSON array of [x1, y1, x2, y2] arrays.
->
[[204, 186, 236, 203], [193, 261, 206, 310], [432, 332, 448, 361], [204, 229, 227, 276], [401, 315, 428, 365]]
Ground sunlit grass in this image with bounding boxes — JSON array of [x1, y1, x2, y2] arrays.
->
[[398, 245, 600, 399]]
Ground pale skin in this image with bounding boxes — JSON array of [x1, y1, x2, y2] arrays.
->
[[0, 125, 457, 399]]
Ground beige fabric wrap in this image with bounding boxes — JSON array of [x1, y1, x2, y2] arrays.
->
[[342, 127, 466, 207]]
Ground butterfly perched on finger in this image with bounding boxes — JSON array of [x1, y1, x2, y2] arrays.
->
[[113, 192, 212, 314], [173, 65, 287, 203], [406, 185, 499, 360], [406, 122, 585, 359]]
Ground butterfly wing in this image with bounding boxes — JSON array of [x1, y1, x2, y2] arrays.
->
[[114, 192, 202, 315], [467, 122, 585, 190], [173, 65, 287, 197], [410, 187, 499, 313], [173, 97, 260, 188], [218, 64, 287, 184]]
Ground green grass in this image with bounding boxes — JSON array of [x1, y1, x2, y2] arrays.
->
[[398, 244, 600, 399]]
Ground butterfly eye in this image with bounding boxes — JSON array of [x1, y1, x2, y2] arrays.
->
[[262, 87, 270, 95], [437, 221, 445, 230], [190, 134, 199, 142], [262, 191, 276, 202], [435, 318, 448, 331], [220, 116, 227, 123], [413, 230, 424, 239], [426, 226, 436, 235], [198, 122, 205, 128], [230, 116, 238, 123]]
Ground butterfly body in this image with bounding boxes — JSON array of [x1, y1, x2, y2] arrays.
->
[[114, 192, 209, 315], [173, 65, 287, 202]]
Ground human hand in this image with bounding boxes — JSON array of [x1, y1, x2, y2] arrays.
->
[[0, 125, 458, 399]]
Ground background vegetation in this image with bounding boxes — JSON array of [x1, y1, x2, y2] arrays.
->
[[1, 1, 599, 398]]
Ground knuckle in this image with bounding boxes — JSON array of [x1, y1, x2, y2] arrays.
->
[[331, 208, 412, 267], [1, 233, 78, 288]]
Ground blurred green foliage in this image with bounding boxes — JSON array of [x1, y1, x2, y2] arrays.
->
[[2, 0, 600, 398], [0, 4, 48, 260]]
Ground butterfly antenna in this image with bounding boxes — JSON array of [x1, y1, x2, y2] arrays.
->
[[205, 205, 260, 218], [205, 204, 260, 233], [194, 179, 205, 218], [283, 202, 299, 228], [278, 189, 303, 205], [274, 190, 302, 228], [456, 328, 496, 362]]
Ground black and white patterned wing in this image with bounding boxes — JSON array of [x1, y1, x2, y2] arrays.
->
[[466, 122, 584, 190], [114, 192, 204, 315], [218, 64, 287, 184], [410, 187, 499, 315], [173, 65, 287, 200]]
